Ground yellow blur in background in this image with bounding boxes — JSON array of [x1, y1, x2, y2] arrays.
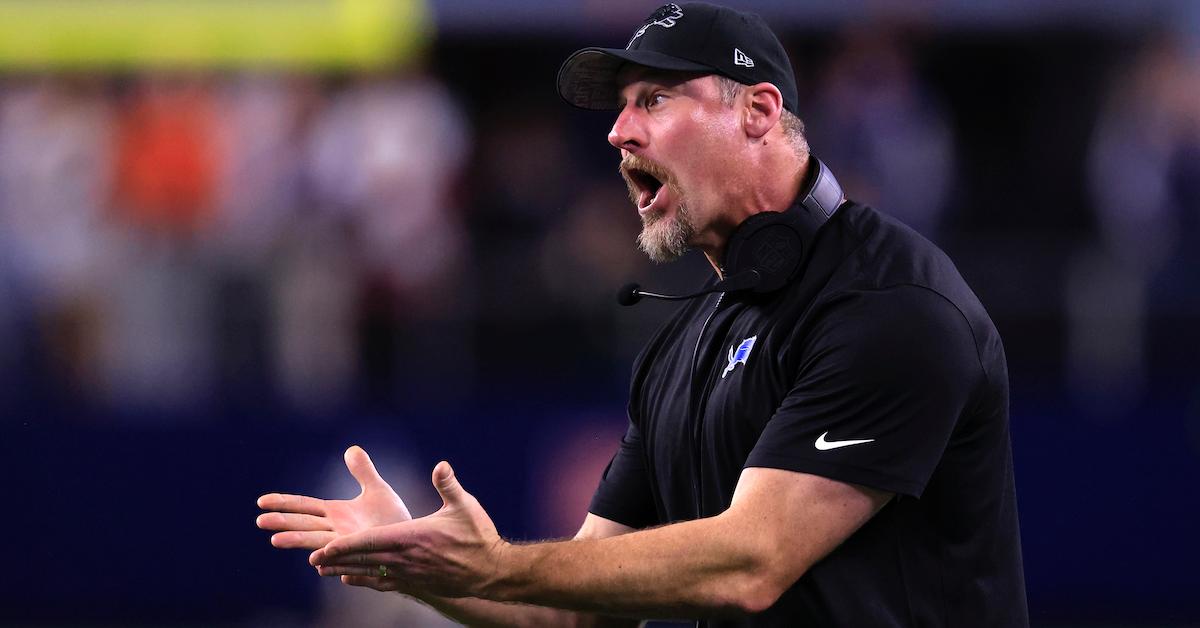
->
[[0, 0, 431, 68]]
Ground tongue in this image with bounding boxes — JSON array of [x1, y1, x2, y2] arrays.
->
[[639, 188, 654, 210], [641, 184, 669, 214]]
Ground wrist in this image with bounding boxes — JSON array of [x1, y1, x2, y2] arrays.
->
[[478, 537, 519, 601]]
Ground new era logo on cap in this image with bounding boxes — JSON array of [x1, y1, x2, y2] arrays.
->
[[733, 48, 754, 67]]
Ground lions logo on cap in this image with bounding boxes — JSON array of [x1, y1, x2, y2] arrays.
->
[[627, 3, 685, 48]]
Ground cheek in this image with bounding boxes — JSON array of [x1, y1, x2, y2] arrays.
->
[[693, 106, 740, 157], [678, 116, 737, 191]]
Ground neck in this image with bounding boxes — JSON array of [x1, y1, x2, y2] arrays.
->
[[701, 151, 811, 279]]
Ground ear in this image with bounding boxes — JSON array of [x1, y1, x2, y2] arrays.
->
[[742, 82, 784, 141]]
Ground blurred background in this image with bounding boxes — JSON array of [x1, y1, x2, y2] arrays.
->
[[1, 0, 1198, 626]]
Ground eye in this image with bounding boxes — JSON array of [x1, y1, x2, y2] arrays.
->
[[646, 91, 667, 109]]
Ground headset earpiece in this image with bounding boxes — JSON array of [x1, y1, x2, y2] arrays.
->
[[721, 214, 804, 294], [719, 157, 845, 295]]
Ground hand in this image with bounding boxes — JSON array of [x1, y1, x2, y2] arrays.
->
[[257, 445, 412, 551], [309, 460, 508, 599]]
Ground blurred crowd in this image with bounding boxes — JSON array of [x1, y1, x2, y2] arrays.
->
[[1071, 35, 1200, 415], [0, 71, 476, 417], [1, 26, 1198, 426]]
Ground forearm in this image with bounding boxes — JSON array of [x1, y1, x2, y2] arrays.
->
[[484, 514, 776, 619], [409, 592, 638, 628]]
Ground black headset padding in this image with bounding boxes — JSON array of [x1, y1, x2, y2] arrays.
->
[[722, 213, 804, 293], [720, 157, 845, 295]]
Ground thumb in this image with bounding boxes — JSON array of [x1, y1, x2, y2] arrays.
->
[[432, 460, 467, 507], [344, 445, 388, 493]]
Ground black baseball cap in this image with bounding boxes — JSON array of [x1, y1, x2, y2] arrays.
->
[[557, 2, 799, 114]]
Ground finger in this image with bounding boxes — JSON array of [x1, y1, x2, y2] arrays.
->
[[257, 512, 330, 532], [317, 563, 401, 578], [311, 524, 398, 564], [271, 530, 336, 550], [257, 493, 327, 516], [432, 460, 466, 508], [312, 551, 398, 567], [344, 445, 388, 493], [342, 575, 400, 592]]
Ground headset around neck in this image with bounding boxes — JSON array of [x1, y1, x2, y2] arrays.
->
[[719, 156, 845, 294], [616, 157, 845, 306]]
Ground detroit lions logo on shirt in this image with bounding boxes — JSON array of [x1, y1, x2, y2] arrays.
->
[[627, 3, 684, 48], [722, 335, 757, 379]]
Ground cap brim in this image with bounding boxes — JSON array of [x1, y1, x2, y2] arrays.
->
[[557, 47, 716, 111]]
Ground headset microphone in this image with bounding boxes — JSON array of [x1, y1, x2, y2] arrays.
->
[[615, 158, 846, 308], [616, 270, 762, 306]]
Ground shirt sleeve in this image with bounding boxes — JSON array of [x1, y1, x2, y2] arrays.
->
[[588, 419, 659, 529], [745, 284, 984, 498]]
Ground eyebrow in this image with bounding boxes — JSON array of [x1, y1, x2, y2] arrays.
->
[[614, 69, 704, 107], [616, 82, 660, 109]]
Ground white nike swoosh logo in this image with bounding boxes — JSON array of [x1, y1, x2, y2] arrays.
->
[[814, 431, 875, 450]]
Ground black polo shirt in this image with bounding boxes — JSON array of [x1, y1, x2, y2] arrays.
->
[[591, 202, 1029, 627]]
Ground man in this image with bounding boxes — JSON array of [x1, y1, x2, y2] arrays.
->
[[258, 3, 1029, 626]]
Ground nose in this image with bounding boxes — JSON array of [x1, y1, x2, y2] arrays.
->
[[607, 104, 645, 152]]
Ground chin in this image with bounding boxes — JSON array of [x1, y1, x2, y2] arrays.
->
[[637, 204, 693, 263]]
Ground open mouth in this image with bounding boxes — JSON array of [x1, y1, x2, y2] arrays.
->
[[624, 166, 666, 212]]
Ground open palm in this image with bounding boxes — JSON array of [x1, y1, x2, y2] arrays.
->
[[257, 446, 413, 550]]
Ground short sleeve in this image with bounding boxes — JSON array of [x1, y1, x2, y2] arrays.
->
[[588, 419, 659, 529], [745, 285, 982, 498]]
